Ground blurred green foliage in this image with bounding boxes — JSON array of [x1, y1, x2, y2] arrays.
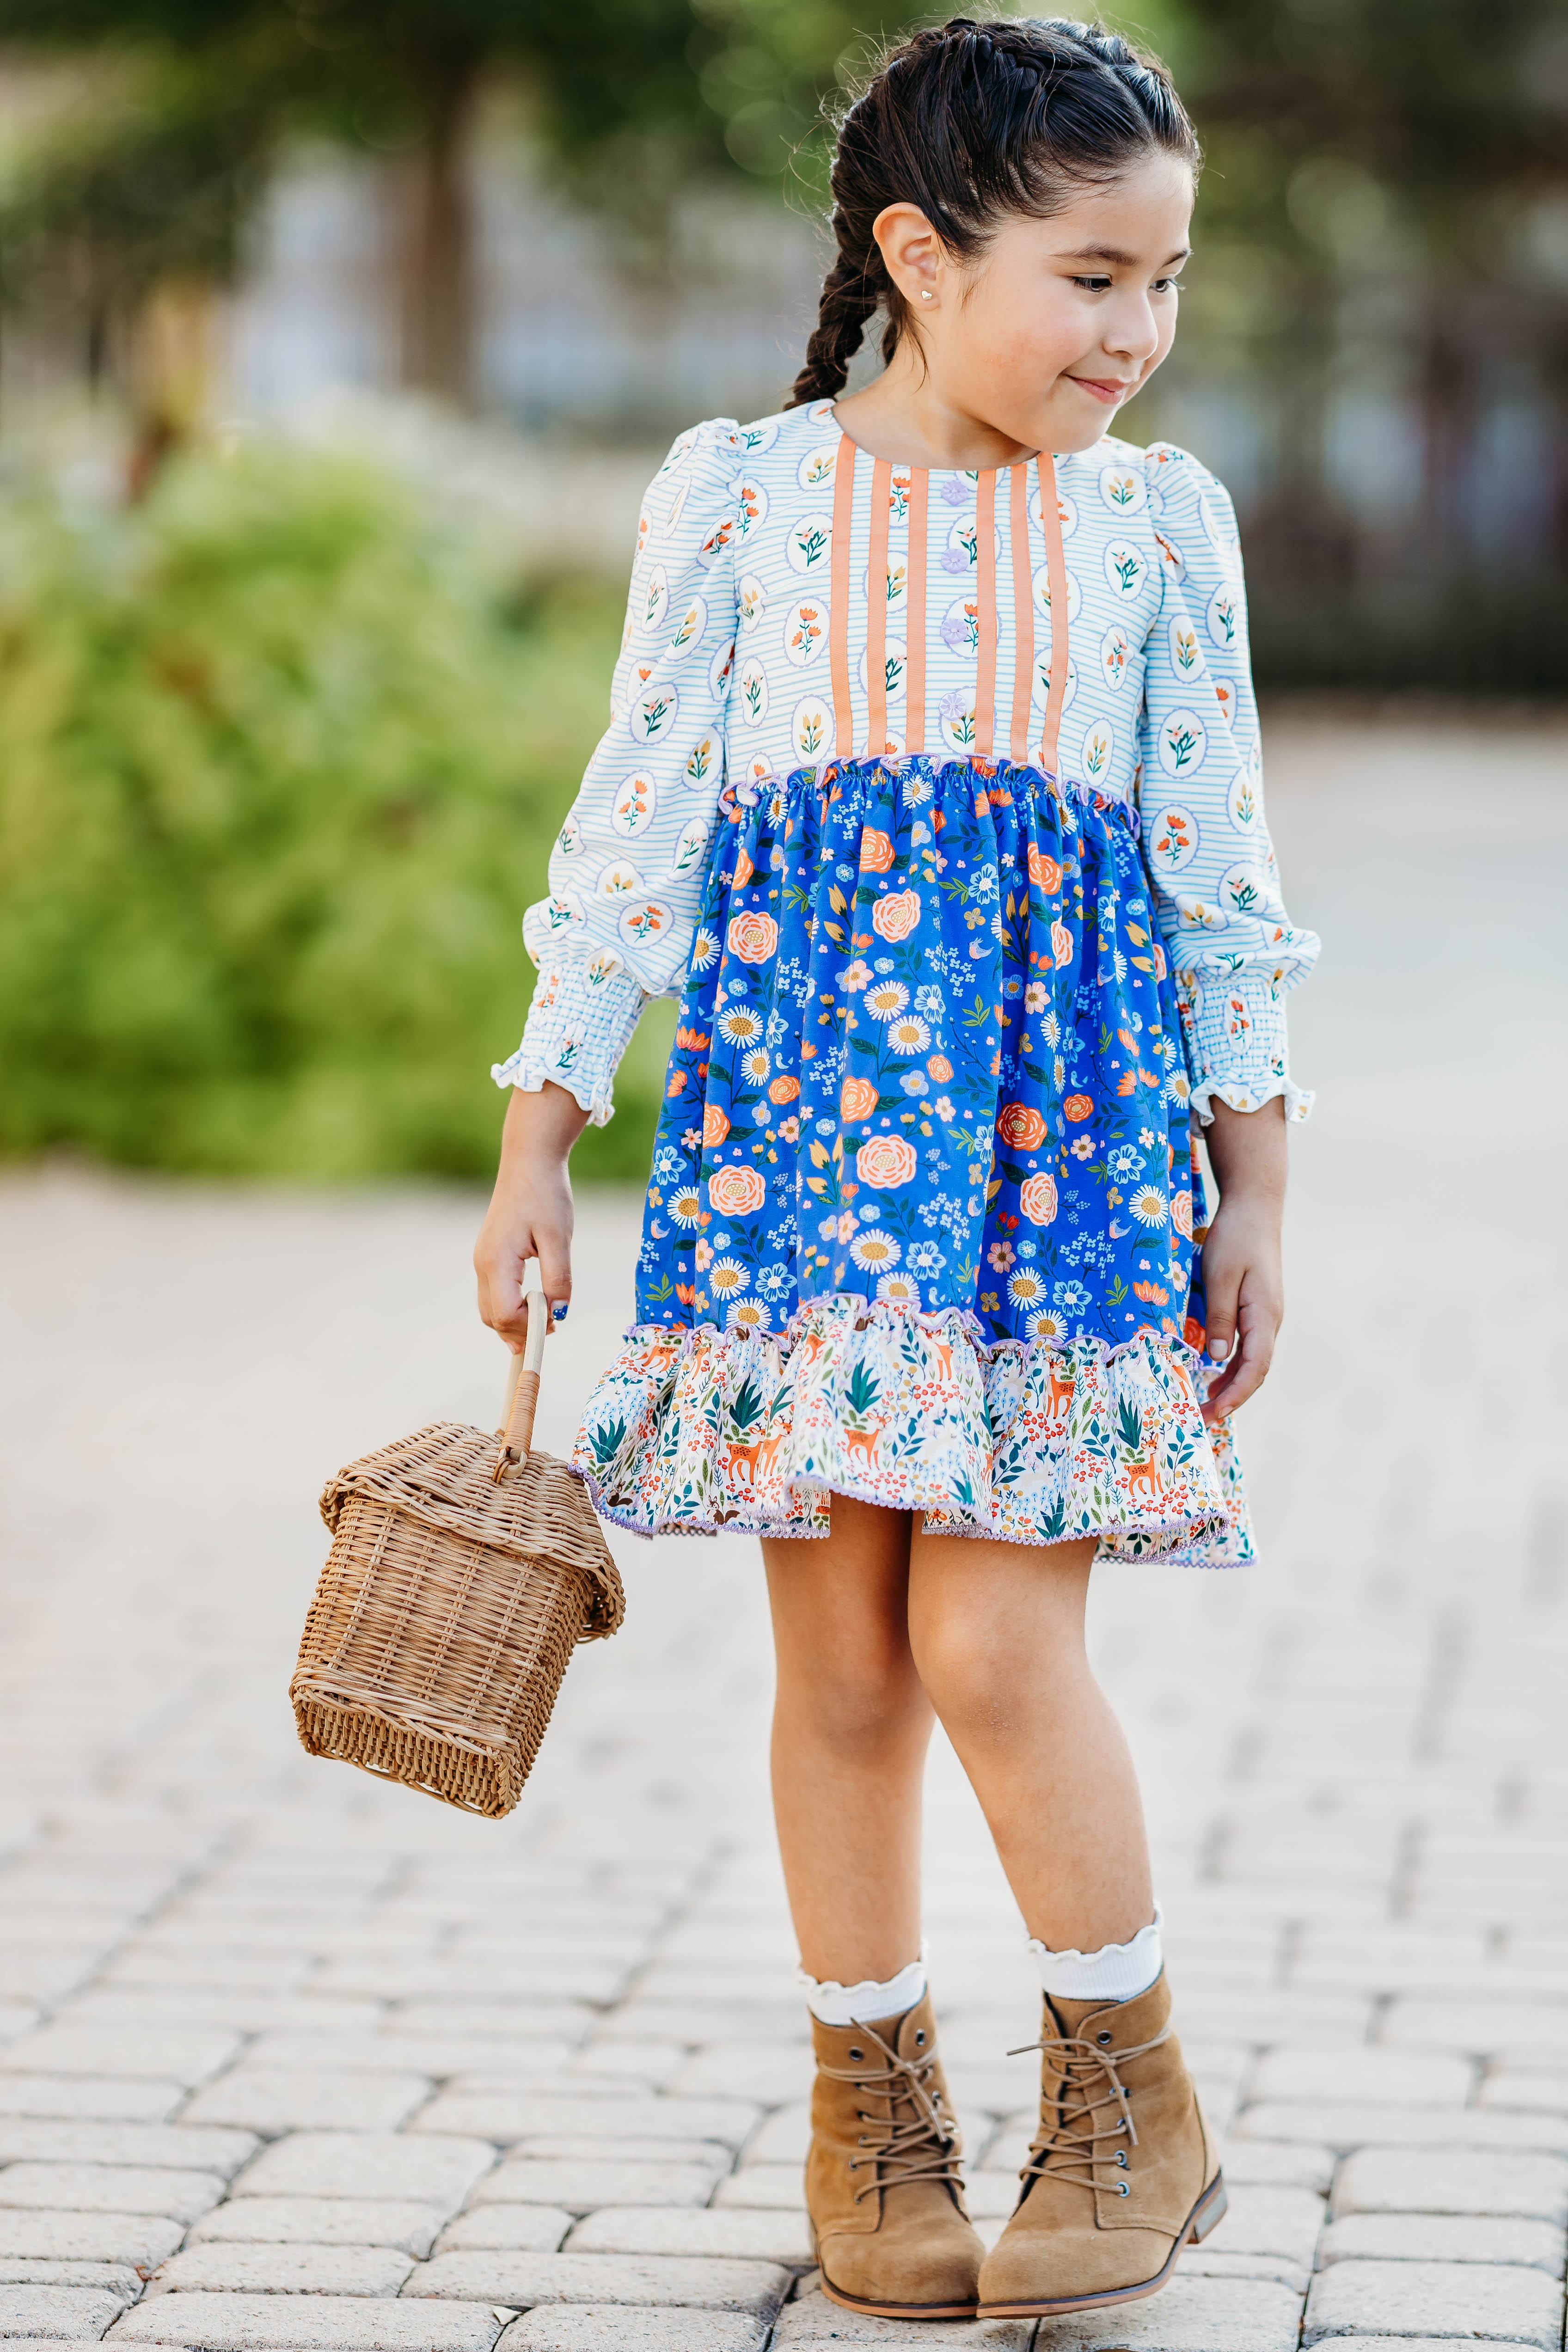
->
[[0, 439, 671, 1181]]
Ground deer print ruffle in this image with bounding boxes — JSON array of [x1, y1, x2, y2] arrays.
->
[[574, 1300, 1250, 1564]]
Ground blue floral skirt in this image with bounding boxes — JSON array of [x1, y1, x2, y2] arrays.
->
[[572, 754, 1252, 1565]]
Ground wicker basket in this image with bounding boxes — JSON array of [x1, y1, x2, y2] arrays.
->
[[290, 1267, 623, 1818]]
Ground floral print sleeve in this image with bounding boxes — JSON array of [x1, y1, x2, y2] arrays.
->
[[491, 417, 742, 1124], [1138, 444, 1320, 1124]]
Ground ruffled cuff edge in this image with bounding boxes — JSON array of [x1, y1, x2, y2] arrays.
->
[[490, 958, 647, 1128], [1177, 968, 1314, 1128], [1189, 1072, 1315, 1127]]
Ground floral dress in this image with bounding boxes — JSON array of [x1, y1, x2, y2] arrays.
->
[[495, 402, 1320, 1564]]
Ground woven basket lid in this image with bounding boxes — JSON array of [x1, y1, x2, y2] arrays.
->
[[319, 1421, 625, 1639]]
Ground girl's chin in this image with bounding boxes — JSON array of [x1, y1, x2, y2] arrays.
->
[[1045, 415, 1121, 456]]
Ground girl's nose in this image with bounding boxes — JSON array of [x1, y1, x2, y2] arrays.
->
[[1103, 297, 1161, 367]]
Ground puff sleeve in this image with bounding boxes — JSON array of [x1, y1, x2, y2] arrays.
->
[[1137, 444, 1320, 1125], [491, 419, 742, 1124]]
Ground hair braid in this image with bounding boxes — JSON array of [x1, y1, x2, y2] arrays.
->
[[788, 232, 886, 409]]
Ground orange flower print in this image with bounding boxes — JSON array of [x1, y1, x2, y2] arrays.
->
[[728, 910, 779, 964], [997, 1102, 1047, 1151], [856, 1136, 917, 1190], [1027, 846, 1062, 893], [1063, 1094, 1094, 1123], [1052, 920, 1072, 967], [1019, 1172, 1059, 1225], [1171, 1187, 1194, 1238], [859, 828, 894, 873], [1183, 1315, 1207, 1352], [769, 1075, 800, 1104], [708, 1165, 766, 1216], [872, 889, 921, 943], [840, 1076, 879, 1122], [702, 1104, 730, 1146], [733, 847, 755, 888], [927, 1055, 953, 1083]]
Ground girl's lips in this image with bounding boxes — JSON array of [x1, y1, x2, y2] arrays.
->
[[1070, 375, 1132, 404]]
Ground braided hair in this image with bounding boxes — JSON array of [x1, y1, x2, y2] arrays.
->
[[786, 17, 1199, 409]]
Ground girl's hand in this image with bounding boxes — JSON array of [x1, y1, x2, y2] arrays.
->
[[474, 1082, 590, 1352], [1196, 1095, 1287, 1427]]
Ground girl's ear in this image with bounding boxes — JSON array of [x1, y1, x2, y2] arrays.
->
[[873, 204, 945, 310]]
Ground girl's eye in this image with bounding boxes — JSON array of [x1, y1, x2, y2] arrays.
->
[[1153, 277, 1183, 294], [1072, 275, 1113, 292]]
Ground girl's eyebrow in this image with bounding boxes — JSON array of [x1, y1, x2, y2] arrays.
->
[[1054, 242, 1192, 267]]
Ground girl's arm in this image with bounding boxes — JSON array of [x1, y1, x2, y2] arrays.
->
[[1134, 446, 1318, 1422], [475, 1081, 588, 1351], [1137, 443, 1320, 1132], [1196, 1096, 1286, 1427], [489, 417, 742, 1129], [477, 419, 741, 1339]]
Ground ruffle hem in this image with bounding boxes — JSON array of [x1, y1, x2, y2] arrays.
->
[[572, 1293, 1252, 1567]]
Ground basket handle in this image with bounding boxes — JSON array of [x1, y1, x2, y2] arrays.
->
[[493, 1257, 548, 1482]]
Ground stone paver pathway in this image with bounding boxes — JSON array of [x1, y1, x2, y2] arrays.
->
[[1, 714, 1566, 2349]]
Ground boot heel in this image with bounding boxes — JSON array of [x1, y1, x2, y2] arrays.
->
[[1186, 2176, 1227, 2243]]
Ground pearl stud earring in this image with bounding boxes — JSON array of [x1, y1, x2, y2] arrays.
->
[[920, 289, 934, 301]]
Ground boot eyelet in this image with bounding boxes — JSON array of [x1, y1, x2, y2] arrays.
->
[[848, 2046, 864, 2061], [1115, 2152, 1128, 2167], [1116, 2180, 1130, 2195], [915, 2029, 926, 2045], [1096, 2030, 1113, 2046]]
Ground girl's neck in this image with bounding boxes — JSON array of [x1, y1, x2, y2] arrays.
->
[[832, 356, 1039, 475]]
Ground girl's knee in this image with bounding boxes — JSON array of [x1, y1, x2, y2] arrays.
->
[[776, 1639, 928, 1753], [911, 1594, 1086, 1736]]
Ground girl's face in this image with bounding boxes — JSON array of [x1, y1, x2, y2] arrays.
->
[[870, 150, 1194, 461]]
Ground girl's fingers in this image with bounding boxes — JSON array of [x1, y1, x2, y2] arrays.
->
[[531, 1226, 573, 1333], [482, 1239, 536, 1352], [1202, 1312, 1274, 1425]]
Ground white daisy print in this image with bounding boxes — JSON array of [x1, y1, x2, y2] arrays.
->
[[850, 1231, 901, 1271]]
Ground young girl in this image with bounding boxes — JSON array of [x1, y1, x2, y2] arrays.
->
[[476, 15, 1318, 2321]]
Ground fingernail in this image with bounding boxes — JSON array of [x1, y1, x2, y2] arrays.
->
[[552, 1301, 569, 1322]]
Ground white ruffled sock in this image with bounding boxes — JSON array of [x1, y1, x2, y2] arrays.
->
[[799, 1954, 928, 2027], [1028, 1904, 1164, 2004]]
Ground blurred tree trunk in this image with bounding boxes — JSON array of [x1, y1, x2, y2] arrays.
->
[[1420, 302, 1475, 588], [397, 47, 480, 406]]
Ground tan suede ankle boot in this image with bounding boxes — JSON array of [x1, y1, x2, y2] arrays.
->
[[805, 1992, 984, 2319], [976, 1970, 1225, 2318]]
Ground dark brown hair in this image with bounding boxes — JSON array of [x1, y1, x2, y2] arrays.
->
[[787, 15, 1199, 409]]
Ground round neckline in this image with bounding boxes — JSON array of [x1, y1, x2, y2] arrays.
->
[[828, 409, 1047, 478]]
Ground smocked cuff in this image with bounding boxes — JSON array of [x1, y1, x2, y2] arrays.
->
[[490, 956, 647, 1127], [1176, 968, 1313, 1126]]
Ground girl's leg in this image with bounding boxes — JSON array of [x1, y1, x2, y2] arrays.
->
[[906, 1531, 1153, 1951], [908, 1533, 1219, 2317], [762, 1496, 933, 1982], [766, 1498, 984, 2322]]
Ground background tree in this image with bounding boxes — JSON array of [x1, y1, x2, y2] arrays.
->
[[0, 0, 731, 419]]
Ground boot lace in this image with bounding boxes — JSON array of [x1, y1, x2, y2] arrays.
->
[[1006, 2022, 1172, 2196], [818, 2020, 964, 2204]]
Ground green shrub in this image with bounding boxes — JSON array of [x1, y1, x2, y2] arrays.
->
[[0, 438, 670, 1182]]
